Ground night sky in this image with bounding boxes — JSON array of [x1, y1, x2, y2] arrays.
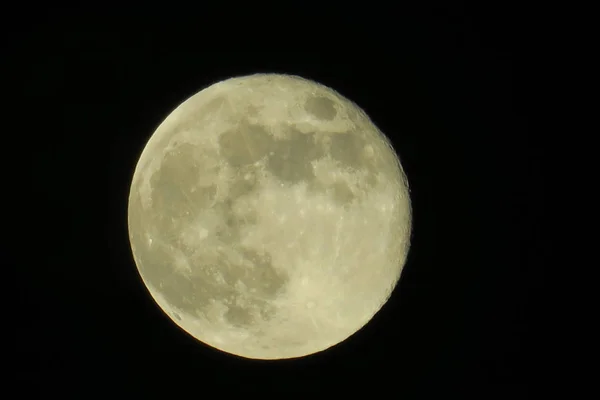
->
[[10, 4, 549, 397]]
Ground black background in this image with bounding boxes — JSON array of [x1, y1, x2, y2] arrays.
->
[[9, 3, 549, 397]]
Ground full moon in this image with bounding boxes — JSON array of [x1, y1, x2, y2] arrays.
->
[[127, 73, 412, 360]]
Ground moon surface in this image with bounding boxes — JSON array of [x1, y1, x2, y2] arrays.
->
[[127, 73, 412, 360]]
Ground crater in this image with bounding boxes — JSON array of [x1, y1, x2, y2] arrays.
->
[[304, 96, 337, 120]]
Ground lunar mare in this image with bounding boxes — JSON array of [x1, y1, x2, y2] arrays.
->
[[128, 73, 411, 359]]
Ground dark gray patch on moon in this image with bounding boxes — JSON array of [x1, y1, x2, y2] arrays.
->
[[217, 203, 254, 241], [304, 129, 394, 205], [133, 240, 203, 317], [239, 249, 286, 298], [304, 96, 337, 120], [307, 179, 356, 207], [203, 247, 286, 327], [328, 133, 366, 170], [201, 96, 226, 116], [219, 122, 274, 167], [224, 305, 255, 327], [329, 181, 356, 204], [227, 166, 260, 199], [267, 130, 323, 183], [326, 131, 390, 187], [133, 186, 287, 328], [148, 143, 217, 227]]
